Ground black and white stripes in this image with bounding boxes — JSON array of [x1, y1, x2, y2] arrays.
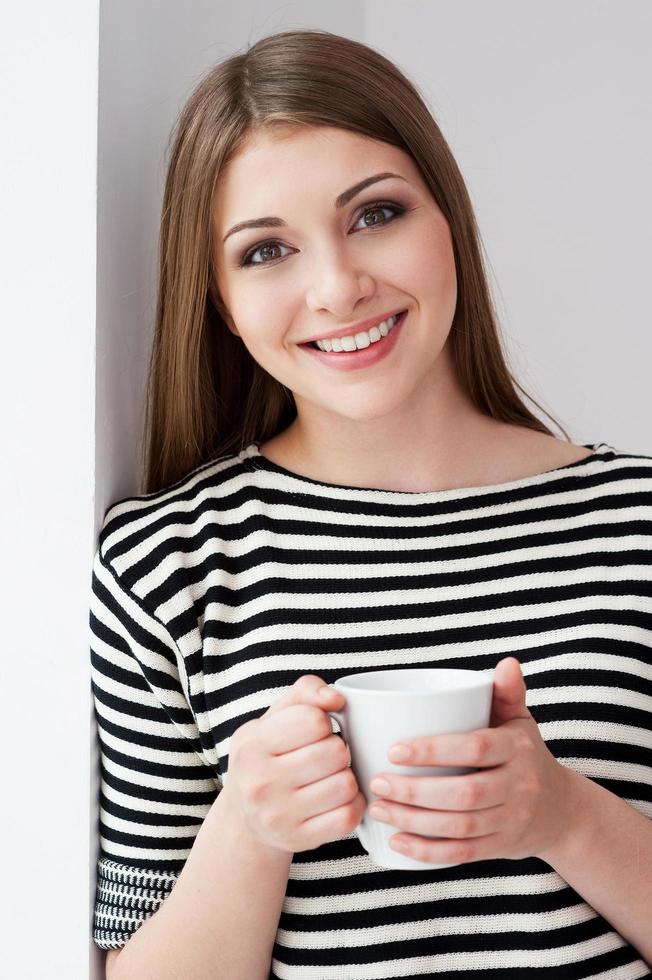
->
[[90, 441, 652, 978]]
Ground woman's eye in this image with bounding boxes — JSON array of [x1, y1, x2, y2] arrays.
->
[[352, 202, 404, 231], [239, 241, 292, 268], [239, 201, 405, 268]]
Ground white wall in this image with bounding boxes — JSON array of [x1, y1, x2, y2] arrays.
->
[[2, 2, 650, 977], [0, 2, 100, 978]]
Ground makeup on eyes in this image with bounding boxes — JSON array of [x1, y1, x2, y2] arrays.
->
[[235, 199, 411, 269]]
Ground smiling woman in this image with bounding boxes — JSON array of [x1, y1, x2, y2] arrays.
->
[[138, 28, 586, 496], [90, 26, 652, 980]]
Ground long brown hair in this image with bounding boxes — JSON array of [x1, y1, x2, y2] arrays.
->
[[140, 28, 570, 495]]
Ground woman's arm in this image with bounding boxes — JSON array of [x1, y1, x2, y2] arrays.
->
[[538, 767, 652, 966], [108, 782, 293, 980]]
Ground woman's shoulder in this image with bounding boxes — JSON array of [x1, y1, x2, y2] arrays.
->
[[543, 437, 652, 489], [96, 445, 255, 561], [494, 425, 647, 475], [585, 440, 652, 472], [497, 426, 652, 484], [559, 440, 652, 511]]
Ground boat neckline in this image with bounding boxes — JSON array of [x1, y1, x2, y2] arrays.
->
[[241, 441, 612, 500]]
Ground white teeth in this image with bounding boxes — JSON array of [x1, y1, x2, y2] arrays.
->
[[315, 313, 401, 352]]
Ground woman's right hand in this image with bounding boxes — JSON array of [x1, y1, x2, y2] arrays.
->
[[225, 674, 367, 853]]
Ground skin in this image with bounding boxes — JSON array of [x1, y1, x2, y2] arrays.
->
[[209, 125, 592, 862], [364, 656, 576, 863], [211, 124, 592, 493]]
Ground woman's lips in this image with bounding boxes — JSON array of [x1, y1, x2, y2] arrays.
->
[[299, 310, 407, 372]]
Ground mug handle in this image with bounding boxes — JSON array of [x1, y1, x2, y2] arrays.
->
[[327, 707, 373, 854]]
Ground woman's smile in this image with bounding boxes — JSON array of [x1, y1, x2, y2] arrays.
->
[[298, 309, 408, 372]]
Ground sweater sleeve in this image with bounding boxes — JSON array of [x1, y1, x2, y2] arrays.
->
[[89, 543, 220, 950]]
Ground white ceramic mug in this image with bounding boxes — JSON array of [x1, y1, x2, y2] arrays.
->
[[328, 667, 494, 871]]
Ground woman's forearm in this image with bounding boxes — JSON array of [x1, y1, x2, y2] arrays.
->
[[539, 766, 652, 966], [109, 782, 293, 980]]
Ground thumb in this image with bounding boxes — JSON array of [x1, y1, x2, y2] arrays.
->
[[489, 657, 531, 727]]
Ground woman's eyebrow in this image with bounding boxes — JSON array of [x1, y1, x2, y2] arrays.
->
[[221, 171, 408, 244]]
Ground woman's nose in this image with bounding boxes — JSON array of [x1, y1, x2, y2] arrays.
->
[[305, 246, 375, 315]]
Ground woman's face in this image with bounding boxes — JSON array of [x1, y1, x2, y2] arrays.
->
[[211, 125, 458, 426]]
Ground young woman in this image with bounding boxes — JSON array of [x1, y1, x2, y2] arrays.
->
[[91, 28, 652, 980]]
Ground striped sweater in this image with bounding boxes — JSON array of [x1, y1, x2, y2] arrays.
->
[[90, 440, 652, 978]]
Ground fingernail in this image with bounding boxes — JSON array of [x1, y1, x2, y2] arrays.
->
[[318, 687, 334, 700], [389, 744, 411, 762], [370, 777, 390, 795]]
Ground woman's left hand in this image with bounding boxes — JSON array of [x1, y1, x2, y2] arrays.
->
[[367, 657, 576, 865]]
